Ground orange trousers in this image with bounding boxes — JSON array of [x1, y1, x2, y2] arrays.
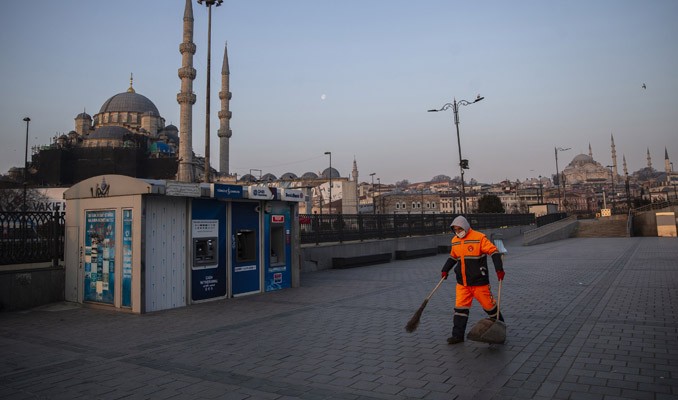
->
[[455, 283, 497, 312]]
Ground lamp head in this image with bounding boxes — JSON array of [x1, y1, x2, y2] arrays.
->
[[23, 117, 30, 122]]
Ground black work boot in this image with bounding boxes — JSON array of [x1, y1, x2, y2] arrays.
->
[[446, 335, 464, 344], [447, 313, 468, 344]]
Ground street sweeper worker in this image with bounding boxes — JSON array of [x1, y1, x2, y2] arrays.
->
[[440, 215, 505, 344]]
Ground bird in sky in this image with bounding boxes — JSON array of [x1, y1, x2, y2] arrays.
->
[[642, 83, 647, 89]]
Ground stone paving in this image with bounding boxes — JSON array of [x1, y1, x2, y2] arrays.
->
[[1, 236, 677, 400]]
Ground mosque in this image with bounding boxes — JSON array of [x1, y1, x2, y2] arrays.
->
[[13, 0, 232, 187]]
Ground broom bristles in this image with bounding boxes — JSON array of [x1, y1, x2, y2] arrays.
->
[[405, 299, 429, 332]]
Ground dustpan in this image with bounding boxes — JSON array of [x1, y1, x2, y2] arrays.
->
[[467, 280, 506, 344]]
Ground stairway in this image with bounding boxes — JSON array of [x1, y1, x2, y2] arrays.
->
[[575, 217, 628, 238]]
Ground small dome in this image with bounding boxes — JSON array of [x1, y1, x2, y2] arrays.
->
[[261, 173, 277, 182], [321, 167, 340, 179], [99, 91, 160, 115], [301, 172, 318, 179], [280, 172, 298, 180], [76, 112, 91, 120], [239, 174, 256, 183], [158, 126, 179, 144], [88, 126, 133, 140]]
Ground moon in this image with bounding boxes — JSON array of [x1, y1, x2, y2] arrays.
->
[[320, 94, 326, 100]]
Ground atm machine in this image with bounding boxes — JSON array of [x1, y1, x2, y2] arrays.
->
[[191, 199, 227, 302]]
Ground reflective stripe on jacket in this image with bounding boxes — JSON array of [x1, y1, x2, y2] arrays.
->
[[447, 229, 502, 286]]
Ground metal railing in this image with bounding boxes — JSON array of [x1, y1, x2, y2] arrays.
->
[[630, 199, 676, 215], [299, 213, 536, 245], [0, 211, 65, 266]]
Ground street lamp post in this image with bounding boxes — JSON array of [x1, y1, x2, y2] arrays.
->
[[377, 177, 381, 214], [370, 172, 376, 215], [197, 0, 223, 183], [22, 117, 30, 212], [428, 95, 484, 214], [324, 151, 332, 214], [554, 147, 570, 211]]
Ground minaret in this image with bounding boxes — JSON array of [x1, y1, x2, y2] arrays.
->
[[218, 43, 232, 175], [665, 147, 671, 182], [623, 155, 628, 176], [176, 0, 197, 182], [647, 148, 652, 169], [588, 143, 593, 158], [352, 157, 359, 182], [610, 134, 618, 186]]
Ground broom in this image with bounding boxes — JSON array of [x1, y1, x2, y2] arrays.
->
[[405, 277, 446, 333]]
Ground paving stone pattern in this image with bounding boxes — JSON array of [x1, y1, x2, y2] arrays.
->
[[1, 237, 677, 399]]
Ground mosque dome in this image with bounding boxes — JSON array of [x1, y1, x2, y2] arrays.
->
[[569, 154, 595, 167], [99, 91, 160, 115], [76, 112, 91, 120], [301, 172, 318, 179]]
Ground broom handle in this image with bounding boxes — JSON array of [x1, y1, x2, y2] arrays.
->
[[496, 279, 502, 320], [426, 277, 446, 301]]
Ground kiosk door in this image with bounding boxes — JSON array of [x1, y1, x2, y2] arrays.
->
[[264, 207, 292, 291], [231, 202, 260, 296]]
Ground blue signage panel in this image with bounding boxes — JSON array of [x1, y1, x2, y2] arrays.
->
[[121, 209, 133, 307], [191, 199, 227, 301], [231, 201, 260, 296], [84, 210, 116, 304], [214, 184, 244, 199]]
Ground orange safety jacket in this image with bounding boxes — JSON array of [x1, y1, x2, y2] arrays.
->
[[442, 228, 503, 286]]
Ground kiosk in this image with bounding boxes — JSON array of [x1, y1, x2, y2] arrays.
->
[[63, 175, 302, 313]]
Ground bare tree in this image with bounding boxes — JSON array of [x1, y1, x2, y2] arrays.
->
[[0, 189, 51, 212]]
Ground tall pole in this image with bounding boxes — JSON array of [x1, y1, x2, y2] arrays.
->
[[198, 0, 223, 182], [555, 148, 560, 210], [22, 117, 30, 212], [325, 152, 332, 214], [452, 100, 467, 214], [377, 178, 381, 214], [428, 96, 483, 215], [554, 147, 570, 211], [204, 3, 212, 182], [370, 172, 376, 215]]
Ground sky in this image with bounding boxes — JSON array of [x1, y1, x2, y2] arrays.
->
[[1, 0, 677, 185]]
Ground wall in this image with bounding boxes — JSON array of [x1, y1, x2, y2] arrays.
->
[[632, 205, 678, 237], [300, 226, 528, 272], [0, 266, 64, 311]]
